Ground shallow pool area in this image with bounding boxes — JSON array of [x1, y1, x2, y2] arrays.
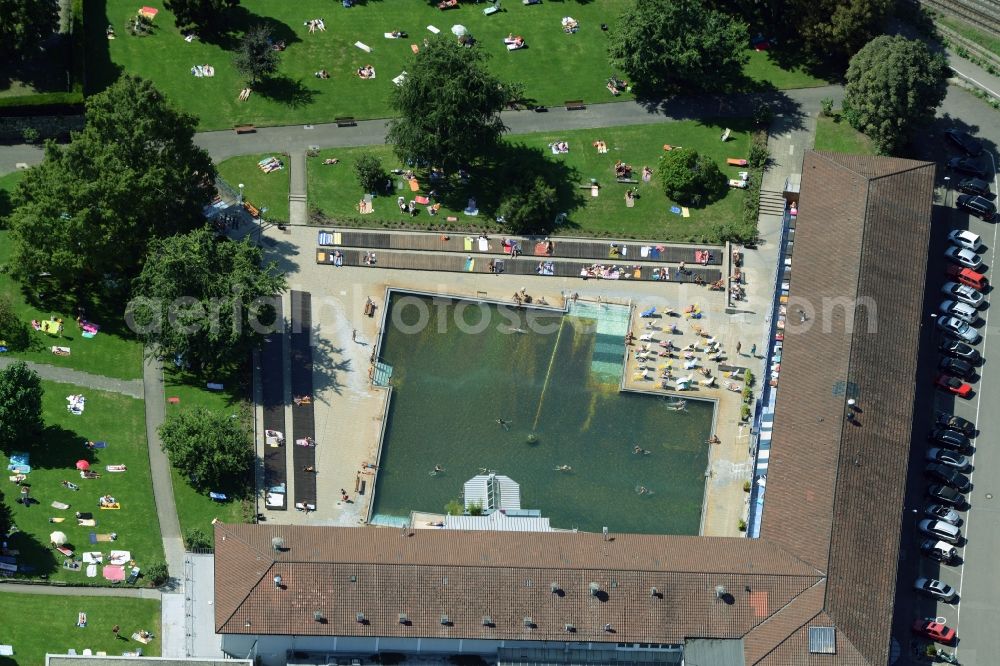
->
[[370, 294, 714, 535]]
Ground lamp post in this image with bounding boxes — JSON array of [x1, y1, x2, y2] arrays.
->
[[943, 176, 951, 208], [258, 206, 268, 244], [238, 183, 245, 205]]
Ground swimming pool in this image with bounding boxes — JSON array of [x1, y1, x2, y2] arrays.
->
[[370, 293, 713, 535]]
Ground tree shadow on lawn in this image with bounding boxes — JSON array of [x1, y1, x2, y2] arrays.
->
[[434, 142, 587, 234], [198, 7, 301, 51], [82, 0, 124, 95], [754, 43, 847, 85], [6, 525, 58, 580], [256, 76, 316, 108], [634, 88, 807, 134], [18, 275, 137, 342], [28, 423, 89, 471]]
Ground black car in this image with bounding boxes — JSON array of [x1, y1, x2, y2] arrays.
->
[[945, 129, 983, 156], [938, 357, 975, 380], [939, 339, 981, 365], [925, 463, 972, 493], [935, 412, 976, 438], [958, 177, 992, 198], [928, 427, 972, 452], [949, 157, 989, 178], [958, 194, 997, 221], [928, 483, 968, 507]]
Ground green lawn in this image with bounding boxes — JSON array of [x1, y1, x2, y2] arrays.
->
[[2, 380, 164, 585], [0, 230, 144, 381], [743, 49, 829, 90], [814, 114, 875, 155], [309, 121, 752, 240], [163, 367, 252, 545], [0, 170, 25, 224], [217, 153, 290, 222], [0, 592, 161, 664], [939, 15, 1000, 59], [86, 0, 829, 130]]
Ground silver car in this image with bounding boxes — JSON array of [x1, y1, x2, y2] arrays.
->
[[918, 519, 961, 544], [941, 281, 985, 308], [948, 229, 983, 252], [939, 300, 979, 324], [936, 316, 980, 343], [945, 246, 984, 270], [914, 577, 958, 602]]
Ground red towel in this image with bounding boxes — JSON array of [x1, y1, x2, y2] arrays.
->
[[415, 195, 430, 205]]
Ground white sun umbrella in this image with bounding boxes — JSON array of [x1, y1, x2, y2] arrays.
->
[[451, 24, 468, 36], [50, 530, 67, 546]]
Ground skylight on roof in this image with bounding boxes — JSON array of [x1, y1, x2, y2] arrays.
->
[[808, 626, 836, 654]]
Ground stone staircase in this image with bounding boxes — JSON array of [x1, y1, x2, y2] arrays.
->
[[758, 189, 787, 217]]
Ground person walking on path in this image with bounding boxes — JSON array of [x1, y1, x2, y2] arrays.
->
[[750, 343, 757, 357], [736, 341, 742, 356], [352, 329, 357, 342]]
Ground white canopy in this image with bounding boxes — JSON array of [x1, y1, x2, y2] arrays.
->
[[451, 24, 468, 36]]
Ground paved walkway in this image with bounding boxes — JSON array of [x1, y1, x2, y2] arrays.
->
[[0, 357, 143, 398], [0, 581, 161, 599]]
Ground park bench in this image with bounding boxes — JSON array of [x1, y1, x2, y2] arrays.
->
[[564, 100, 585, 111], [336, 117, 357, 127], [233, 124, 256, 134], [243, 202, 260, 218]]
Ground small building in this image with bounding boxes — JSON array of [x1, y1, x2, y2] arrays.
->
[[462, 472, 520, 512], [444, 510, 553, 532]]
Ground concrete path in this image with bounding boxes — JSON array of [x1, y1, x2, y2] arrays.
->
[[0, 356, 143, 398], [0, 581, 161, 599], [289, 150, 308, 225]]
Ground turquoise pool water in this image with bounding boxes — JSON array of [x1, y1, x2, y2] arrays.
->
[[371, 294, 713, 535]]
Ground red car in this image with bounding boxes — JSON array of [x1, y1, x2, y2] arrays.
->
[[912, 619, 956, 644], [936, 374, 973, 398]]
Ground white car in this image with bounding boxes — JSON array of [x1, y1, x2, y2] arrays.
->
[[948, 229, 983, 252], [936, 316, 980, 343], [945, 246, 983, 270], [941, 281, 985, 308], [939, 299, 980, 324]]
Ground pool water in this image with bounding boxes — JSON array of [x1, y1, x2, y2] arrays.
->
[[371, 294, 713, 535]]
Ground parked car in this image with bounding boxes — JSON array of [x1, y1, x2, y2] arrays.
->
[[926, 447, 971, 471], [927, 483, 968, 507], [924, 504, 963, 526], [918, 519, 962, 544], [945, 264, 989, 291], [912, 619, 956, 644], [941, 281, 985, 308], [958, 177, 992, 197], [920, 538, 958, 563], [914, 577, 958, 603], [938, 357, 975, 380], [945, 129, 983, 156], [928, 427, 972, 452], [958, 194, 997, 221], [949, 156, 989, 178], [945, 246, 984, 270], [948, 229, 983, 251], [939, 299, 979, 324], [935, 411, 977, 437], [935, 374, 973, 398], [936, 316, 980, 344], [925, 463, 972, 492]]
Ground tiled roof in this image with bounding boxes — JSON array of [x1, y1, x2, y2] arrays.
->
[[215, 524, 822, 642], [216, 152, 934, 666]]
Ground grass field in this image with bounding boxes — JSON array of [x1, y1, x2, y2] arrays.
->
[[0, 231, 144, 381], [743, 50, 829, 90], [308, 121, 752, 240], [163, 367, 252, 545], [217, 154, 290, 222], [0, 592, 161, 664], [0, 170, 26, 223], [939, 15, 1000, 59], [86, 0, 829, 130], [2, 380, 164, 585], [814, 114, 875, 155]]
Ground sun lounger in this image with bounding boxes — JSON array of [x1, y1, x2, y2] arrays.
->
[[728, 179, 748, 189], [77, 612, 87, 627], [127, 566, 140, 584], [355, 41, 371, 52], [106, 465, 127, 472], [52, 346, 71, 356], [50, 517, 65, 523], [56, 546, 73, 557], [427, 25, 440, 33], [506, 42, 524, 51], [51, 501, 70, 510]]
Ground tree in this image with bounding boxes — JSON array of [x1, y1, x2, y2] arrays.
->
[[387, 38, 513, 170], [354, 154, 386, 194], [8, 76, 215, 292], [158, 408, 254, 493], [233, 24, 279, 85], [0, 361, 43, 452], [0, 0, 59, 59], [657, 148, 726, 205], [128, 227, 286, 372], [145, 561, 169, 586], [164, 0, 239, 34], [799, 0, 893, 60], [184, 527, 211, 550], [0, 296, 30, 351], [843, 35, 948, 154], [608, 0, 748, 95], [496, 177, 558, 234]]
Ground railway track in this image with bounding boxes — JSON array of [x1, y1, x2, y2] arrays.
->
[[920, 0, 1000, 36]]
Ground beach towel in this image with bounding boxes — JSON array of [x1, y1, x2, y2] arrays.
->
[[78, 519, 96, 527], [87, 564, 97, 578], [591, 185, 599, 197], [106, 465, 127, 472], [56, 546, 73, 557], [83, 552, 103, 564], [465, 258, 475, 272], [626, 196, 635, 208], [408, 179, 420, 192], [77, 612, 87, 628], [463, 237, 474, 251], [96, 534, 115, 543], [415, 195, 430, 205], [109, 550, 131, 565], [103, 565, 125, 581], [53, 346, 71, 356], [100, 502, 121, 510], [50, 517, 64, 523], [478, 237, 489, 252], [51, 501, 70, 510], [355, 41, 372, 52], [318, 231, 335, 246], [411, 43, 419, 53], [682, 207, 690, 217], [82, 332, 96, 339], [427, 25, 441, 33], [210, 492, 228, 501], [91, 441, 107, 449]]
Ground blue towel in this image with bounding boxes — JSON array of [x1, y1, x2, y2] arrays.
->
[[89, 533, 97, 545], [92, 441, 108, 449], [209, 492, 227, 501]]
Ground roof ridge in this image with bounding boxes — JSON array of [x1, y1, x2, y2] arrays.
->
[[743, 579, 826, 663]]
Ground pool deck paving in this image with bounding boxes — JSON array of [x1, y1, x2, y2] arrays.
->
[[253, 221, 784, 537]]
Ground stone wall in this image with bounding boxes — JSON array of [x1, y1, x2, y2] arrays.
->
[[0, 115, 84, 143]]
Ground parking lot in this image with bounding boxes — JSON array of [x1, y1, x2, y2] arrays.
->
[[891, 85, 1000, 666]]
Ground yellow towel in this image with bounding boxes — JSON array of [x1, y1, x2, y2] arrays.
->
[[681, 207, 690, 218]]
